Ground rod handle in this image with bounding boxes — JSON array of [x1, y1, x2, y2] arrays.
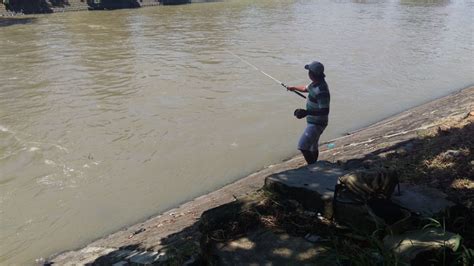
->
[[281, 83, 307, 99]]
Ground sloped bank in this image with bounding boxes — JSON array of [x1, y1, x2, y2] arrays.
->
[[0, 0, 89, 15], [48, 86, 473, 265], [0, 0, 213, 16]]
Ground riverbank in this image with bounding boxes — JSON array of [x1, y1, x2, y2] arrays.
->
[[48, 86, 473, 264], [0, 0, 88, 16], [0, 0, 211, 16]]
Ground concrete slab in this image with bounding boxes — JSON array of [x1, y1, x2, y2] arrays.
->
[[213, 229, 332, 265], [264, 161, 347, 217], [391, 184, 455, 217]]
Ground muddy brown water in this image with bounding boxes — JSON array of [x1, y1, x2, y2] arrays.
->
[[0, 0, 473, 264]]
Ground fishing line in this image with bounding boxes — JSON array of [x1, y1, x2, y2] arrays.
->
[[225, 50, 306, 99]]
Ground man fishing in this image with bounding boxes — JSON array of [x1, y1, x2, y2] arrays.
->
[[287, 61, 330, 165]]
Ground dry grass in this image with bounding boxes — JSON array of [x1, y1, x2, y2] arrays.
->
[[380, 115, 473, 210]]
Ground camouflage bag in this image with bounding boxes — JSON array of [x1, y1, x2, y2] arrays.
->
[[333, 167, 408, 234], [338, 167, 400, 202]]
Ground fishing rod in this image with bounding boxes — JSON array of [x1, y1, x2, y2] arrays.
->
[[225, 50, 306, 99]]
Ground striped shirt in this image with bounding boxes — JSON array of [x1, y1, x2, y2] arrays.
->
[[306, 80, 330, 125]]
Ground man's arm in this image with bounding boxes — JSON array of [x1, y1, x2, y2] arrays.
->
[[287, 85, 308, 93]]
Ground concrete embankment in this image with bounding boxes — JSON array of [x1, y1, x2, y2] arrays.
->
[[0, 0, 212, 16], [0, 0, 89, 15], [49, 86, 473, 265]]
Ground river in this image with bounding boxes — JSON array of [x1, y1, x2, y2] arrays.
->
[[0, 0, 473, 264]]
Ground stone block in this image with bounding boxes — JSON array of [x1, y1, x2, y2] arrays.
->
[[264, 161, 346, 217]]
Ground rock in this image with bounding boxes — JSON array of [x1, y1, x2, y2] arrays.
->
[[440, 149, 462, 160]]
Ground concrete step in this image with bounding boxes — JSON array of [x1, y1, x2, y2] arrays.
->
[[264, 161, 456, 220], [264, 161, 346, 218]]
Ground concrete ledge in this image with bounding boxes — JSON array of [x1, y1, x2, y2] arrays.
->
[[264, 161, 346, 217]]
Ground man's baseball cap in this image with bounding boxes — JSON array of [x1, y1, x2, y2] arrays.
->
[[305, 61, 324, 75]]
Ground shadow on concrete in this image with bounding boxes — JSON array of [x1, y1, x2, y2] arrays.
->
[[0, 17, 37, 27], [86, 119, 472, 265]]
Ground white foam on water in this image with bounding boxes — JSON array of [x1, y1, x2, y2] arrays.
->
[[27, 142, 69, 153], [36, 174, 60, 187], [87, 24, 107, 30], [0, 125, 9, 132], [44, 160, 55, 166]]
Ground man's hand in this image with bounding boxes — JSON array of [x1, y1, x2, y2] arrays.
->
[[294, 109, 308, 119], [287, 85, 307, 92]]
